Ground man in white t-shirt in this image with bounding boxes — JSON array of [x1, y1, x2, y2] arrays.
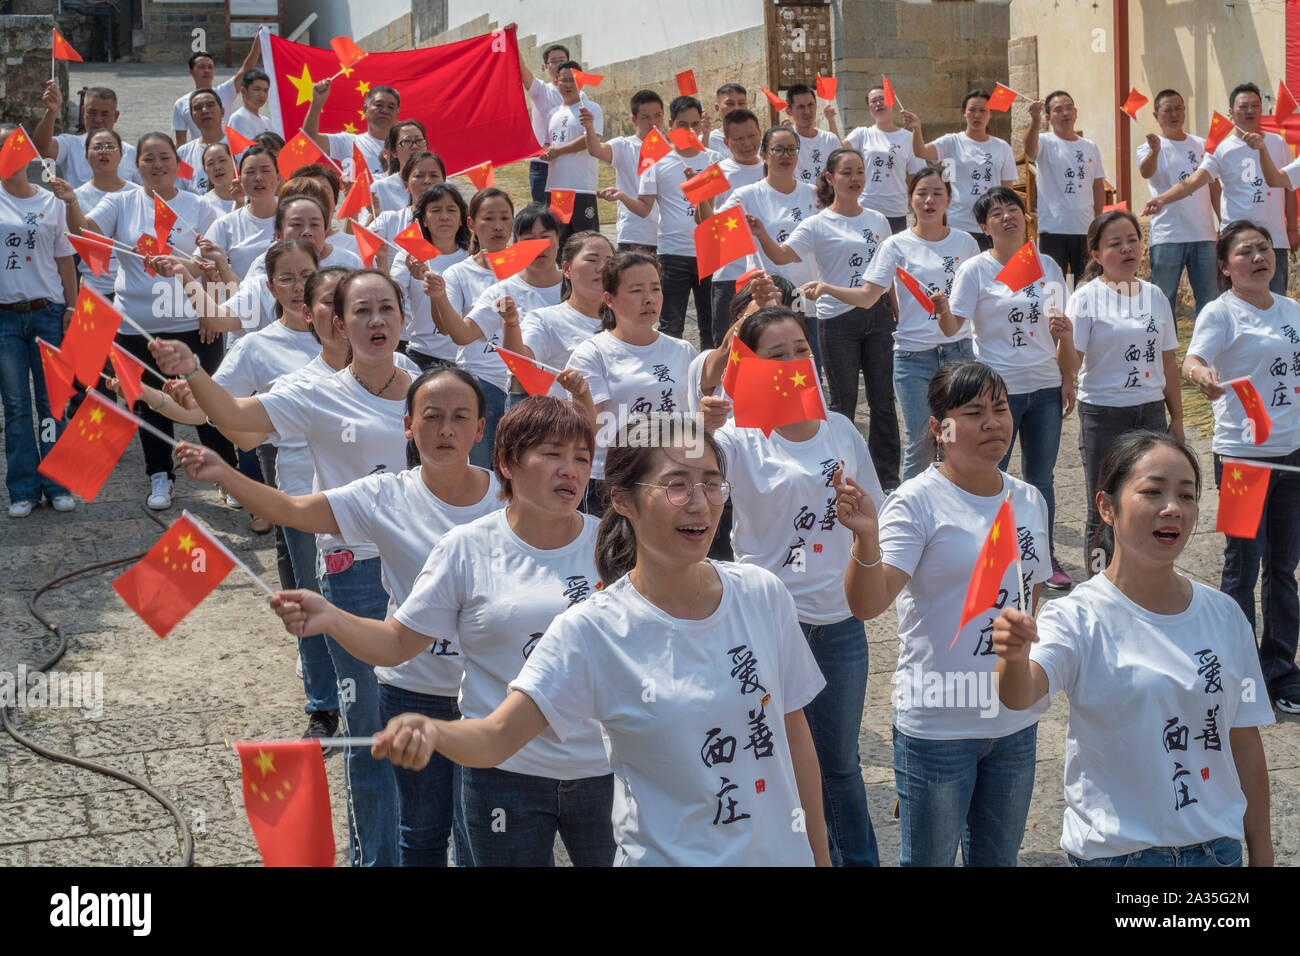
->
[[171, 40, 260, 146], [33, 82, 139, 190], [707, 83, 748, 160], [176, 88, 229, 194], [914, 88, 1019, 249], [227, 67, 272, 139], [303, 78, 397, 179], [709, 108, 766, 333], [583, 89, 665, 251], [1143, 81, 1297, 297], [1023, 89, 1106, 281], [520, 43, 570, 205], [784, 83, 842, 186], [544, 62, 602, 238]]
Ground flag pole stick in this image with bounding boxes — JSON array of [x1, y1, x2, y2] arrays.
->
[[1008, 490, 1030, 613], [226, 736, 377, 749], [1223, 458, 1300, 475], [325, 57, 367, 84], [492, 345, 565, 376], [182, 508, 277, 597], [116, 311, 159, 343], [111, 394, 181, 448]]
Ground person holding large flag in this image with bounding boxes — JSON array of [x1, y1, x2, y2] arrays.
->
[[304, 77, 399, 179], [1, 123, 77, 518], [1184, 220, 1300, 714], [836, 360, 1050, 866], [34, 81, 140, 189], [519, 43, 572, 204], [992, 430, 1273, 867]]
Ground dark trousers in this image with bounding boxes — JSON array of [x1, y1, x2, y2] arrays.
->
[[528, 161, 549, 205], [710, 280, 738, 350], [1039, 233, 1088, 285], [886, 215, 908, 235], [549, 191, 599, 244], [1077, 399, 1166, 573], [658, 253, 715, 350], [818, 304, 901, 491]]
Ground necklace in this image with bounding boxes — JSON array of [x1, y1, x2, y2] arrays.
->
[[351, 364, 398, 397]]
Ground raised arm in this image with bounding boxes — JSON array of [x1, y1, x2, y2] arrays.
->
[[1022, 100, 1043, 162], [581, 107, 613, 164], [1138, 133, 1160, 180], [302, 79, 333, 154], [35, 81, 63, 160]]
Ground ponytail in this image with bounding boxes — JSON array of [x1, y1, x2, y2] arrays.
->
[[595, 508, 639, 583]]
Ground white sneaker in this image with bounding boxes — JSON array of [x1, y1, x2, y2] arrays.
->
[[7, 500, 36, 518], [50, 495, 76, 512], [147, 472, 174, 510]]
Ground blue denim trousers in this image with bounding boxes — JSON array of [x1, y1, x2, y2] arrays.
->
[[800, 615, 879, 866], [318, 554, 399, 867], [460, 765, 616, 867], [893, 337, 976, 480], [1148, 241, 1217, 319], [377, 682, 471, 867], [1000, 386, 1064, 556], [1068, 835, 1242, 867], [1214, 449, 1300, 702], [892, 723, 1037, 866], [469, 377, 506, 470], [281, 526, 338, 714], [528, 160, 549, 205], [0, 302, 69, 504]]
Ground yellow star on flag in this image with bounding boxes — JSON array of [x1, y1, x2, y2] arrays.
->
[[340, 66, 355, 79], [287, 64, 316, 107], [356, 80, 371, 97], [789, 370, 807, 388], [343, 122, 359, 134], [81, 297, 93, 314], [89, 407, 104, 425], [1232, 467, 1243, 483], [729, 348, 741, 365], [724, 215, 740, 231], [177, 532, 195, 553], [255, 749, 276, 777]]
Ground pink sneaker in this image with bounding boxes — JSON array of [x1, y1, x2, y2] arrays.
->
[[1045, 556, 1073, 591]]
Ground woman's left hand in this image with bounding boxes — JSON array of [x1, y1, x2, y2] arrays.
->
[[1168, 418, 1185, 441], [555, 368, 589, 401]]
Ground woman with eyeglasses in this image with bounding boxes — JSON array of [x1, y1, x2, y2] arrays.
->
[[373, 121, 432, 214], [49, 129, 137, 302]]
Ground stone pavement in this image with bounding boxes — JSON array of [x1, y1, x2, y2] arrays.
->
[[2, 63, 1298, 867]]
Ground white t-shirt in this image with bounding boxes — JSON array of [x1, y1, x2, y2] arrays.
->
[[227, 106, 271, 140], [372, 173, 409, 216], [845, 125, 925, 217], [1187, 290, 1300, 456], [638, 148, 722, 257], [1068, 277, 1177, 407], [879, 465, 1051, 739], [714, 156, 765, 210], [1033, 573, 1274, 860], [0, 188, 73, 303], [1136, 134, 1217, 245], [176, 136, 227, 194], [72, 181, 138, 296], [714, 415, 884, 624], [394, 510, 611, 780], [391, 246, 469, 359], [172, 77, 239, 140], [932, 132, 1018, 233], [520, 301, 603, 383], [707, 128, 731, 160], [199, 192, 237, 219], [86, 187, 219, 331], [213, 319, 320, 397], [461, 274, 564, 391], [717, 179, 819, 285], [784, 206, 892, 319], [566, 330, 699, 478], [442, 256, 497, 318], [606, 135, 660, 247], [511, 560, 826, 866], [53, 134, 139, 190], [794, 128, 844, 186], [325, 466, 503, 697], [1199, 132, 1290, 247], [232, 244, 363, 333], [546, 98, 602, 192], [864, 228, 979, 351], [949, 247, 1067, 394], [206, 204, 276, 278], [528, 77, 564, 155], [325, 130, 387, 179], [1031, 132, 1104, 235], [372, 206, 414, 243], [258, 367, 410, 558]]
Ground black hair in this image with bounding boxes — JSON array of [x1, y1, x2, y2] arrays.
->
[[386, 120, 430, 173], [962, 88, 991, 111], [541, 44, 570, 64], [1215, 219, 1275, 292], [413, 183, 471, 251], [1082, 209, 1142, 281], [729, 273, 797, 320], [722, 108, 760, 138], [237, 143, 276, 173], [365, 85, 401, 108], [333, 268, 406, 330], [304, 266, 350, 344], [200, 142, 234, 186], [274, 193, 327, 234], [600, 250, 661, 330], [188, 51, 215, 70], [467, 187, 515, 254], [972, 185, 1026, 226], [759, 124, 799, 176], [715, 83, 747, 98], [558, 230, 614, 302], [735, 306, 809, 352], [403, 367, 487, 468], [1090, 429, 1202, 561], [785, 83, 816, 105], [188, 87, 222, 114], [514, 203, 561, 241], [670, 95, 703, 122], [242, 68, 270, 89], [1044, 90, 1074, 114], [926, 361, 1009, 462], [630, 89, 664, 115], [254, 131, 284, 153], [400, 149, 445, 185], [83, 127, 123, 157], [135, 131, 178, 162], [1228, 82, 1262, 111], [264, 239, 319, 318], [557, 60, 583, 74], [815, 147, 861, 208], [1153, 88, 1183, 112]]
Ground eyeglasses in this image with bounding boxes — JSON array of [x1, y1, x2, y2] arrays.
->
[[766, 146, 799, 157], [89, 144, 121, 153], [635, 479, 731, 507], [397, 137, 427, 148]]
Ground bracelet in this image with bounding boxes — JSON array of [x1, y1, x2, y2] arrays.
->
[[149, 390, 168, 412], [181, 354, 202, 381], [850, 544, 882, 569]]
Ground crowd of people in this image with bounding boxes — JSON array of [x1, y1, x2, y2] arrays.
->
[[0, 38, 1292, 868]]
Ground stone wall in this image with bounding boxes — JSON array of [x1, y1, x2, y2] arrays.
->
[[132, 2, 228, 64], [1007, 34, 1037, 157], [357, 13, 414, 52], [0, 14, 76, 133]]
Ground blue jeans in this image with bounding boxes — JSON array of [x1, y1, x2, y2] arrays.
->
[[469, 377, 506, 470], [892, 723, 1037, 866], [893, 337, 976, 480], [1000, 386, 1063, 556], [1068, 835, 1242, 867], [0, 303, 69, 503], [529, 160, 549, 205], [800, 616, 878, 866], [282, 525, 338, 714], [318, 554, 399, 867], [1214, 449, 1300, 702], [377, 682, 471, 867], [460, 765, 616, 866], [1149, 241, 1217, 319], [1273, 248, 1289, 297]]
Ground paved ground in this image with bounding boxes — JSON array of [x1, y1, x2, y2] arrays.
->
[[2, 63, 1298, 867]]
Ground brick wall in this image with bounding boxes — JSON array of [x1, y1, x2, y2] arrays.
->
[[133, 2, 228, 64], [1007, 34, 1038, 157], [1, 14, 76, 133]]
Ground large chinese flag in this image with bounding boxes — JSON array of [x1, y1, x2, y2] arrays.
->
[[234, 740, 335, 867], [952, 498, 1019, 648], [112, 513, 236, 638], [262, 27, 539, 176], [36, 391, 136, 501]]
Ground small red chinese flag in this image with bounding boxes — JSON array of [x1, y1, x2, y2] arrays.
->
[[896, 266, 936, 315], [335, 166, 372, 221], [37, 338, 77, 415], [681, 163, 731, 205], [637, 127, 672, 175], [52, 29, 83, 62], [816, 75, 838, 101], [1102, 200, 1128, 212], [695, 208, 757, 278], [1216, 461, 1270, 538], [882, 75, 897, 108], [1120, 87, 1149, 120], [995, 241, 1045, 293], [113, 513, 236, 637], [109, 342, 146, 409], [495, 346, 558, 396], [761, 87, 788, 112], [571, 69, 603, 90], [224, 125, 256, 154], [351, 221, 384, 268], [735, 266, 763, 293], [720, 333, 758, 397], [0, 126, 39, 179], [667, 127, 705, 153], [63, 285, 123, 386], [953, 497, 1019, 648], [330, 35, 367, 69], [731, 354, 825, 436], [176, 158, 195, 180], [393, 221, 440, 261], [278, 131, 326, 180], [676, 70, 698, 97], [37, 391, 136, 502], [487, 238, 552, 280], [351, 142, 367, 182], [233, 740, 335, 867], [67, 233, 112, 276], [986, 83, 1017, 113], [1231, 379, 1273, 445], [549, 189, 575, 224], [1205, 112, 1234, 154], [459, 160, 495, 190], [153, 193, 177, 246], [134, 232, 166, 275], [1277, 81, 1298, 123]]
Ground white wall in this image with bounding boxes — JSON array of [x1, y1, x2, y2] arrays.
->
[[445, 0, 764, 66], [347, 0, 413, 42]]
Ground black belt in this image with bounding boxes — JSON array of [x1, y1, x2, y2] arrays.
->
[[1, 298, 53, 312]]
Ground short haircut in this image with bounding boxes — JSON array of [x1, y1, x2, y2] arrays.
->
[[715, 83, 747, 98], [253, 131, 284, 152], [972, 185, 1026, 226], [630, 89, 663, 115], [962, 88, 991, 111], [1153, 88, 1183, 111], [557, 60, 583, 74], [188, 51, 215, 70], [1229, 82, 1262, 110], [723, 108, 760, 136], [1044, 90, 1073, 113], [542, 44, 570, 63], [514, 202, 560, 239], [242, 68, 270, 89], [670, 95, 703, 121], [83, 86, 118, 105], [493, 396, 594, 500], [188, 87, 222, 112], [365, 85, 400, 108], [785, 83, 816, 105]]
